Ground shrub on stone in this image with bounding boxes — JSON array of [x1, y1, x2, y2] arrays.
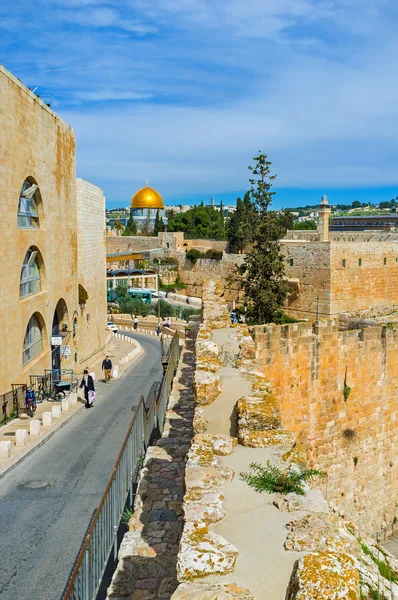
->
[[240, 461, 326, 495]]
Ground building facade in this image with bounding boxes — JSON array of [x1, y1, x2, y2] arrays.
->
[[0, 65, 107, 395]]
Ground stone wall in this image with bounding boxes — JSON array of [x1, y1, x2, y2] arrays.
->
[[254, 320, 398, 536], [106, 235, 162, 253], [76, 179, 107, 365]]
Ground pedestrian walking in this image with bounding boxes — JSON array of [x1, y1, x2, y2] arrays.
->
[[162, 318, 167, 330], [166, 317, 171, 328], [102, 354, 112, 383], [133, 316, 138, 331], [80, 369, 95, 408], [186, 296, 190, 304], [155, 325, 161, 336]]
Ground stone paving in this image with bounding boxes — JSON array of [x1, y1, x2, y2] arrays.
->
[[107, 333, 196, 600]]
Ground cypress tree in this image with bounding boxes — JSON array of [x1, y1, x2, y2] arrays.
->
[[240, 152, 287, 324]]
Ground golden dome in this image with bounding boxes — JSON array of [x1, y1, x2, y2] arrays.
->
[[131, 184, 164, 209]]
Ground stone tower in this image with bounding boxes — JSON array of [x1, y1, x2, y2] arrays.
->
[[318, 194, 331, 242]]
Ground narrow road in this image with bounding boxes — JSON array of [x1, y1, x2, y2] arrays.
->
[[0, 333, 162, 600]]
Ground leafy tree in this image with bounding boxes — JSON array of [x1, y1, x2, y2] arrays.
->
[[351, 200, 362, 208], [115, 285, 128, 297], [239, 152, 287, 325], [278, 209, 294, 234], [227, 193, 255, 253], [153, 209, 165, 236], [293, 220, 317, 230], [141, 210, 152, 235], [167, 204, 227, 240], [113, 218, 124, 234], [122, 215, 137, 236]]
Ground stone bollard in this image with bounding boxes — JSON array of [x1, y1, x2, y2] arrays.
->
[[42, 412, 53, 427], [52, 405, 62, 420], [61, 396, 70, 412], [112, 365, 119, 379], [15, 429, 28, 447], [30, 420, 41, 436], [69, 392, 77, 406], [0, 441, 12, 458]]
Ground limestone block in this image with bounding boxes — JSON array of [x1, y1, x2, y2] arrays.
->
[[194, 371, 222, 406], [42, 412, 53, 427], [171, 582, 254, 600], [0, 440, 12, 458], [112, 366, 119, 379], [195, 356, 223, 373], [220, 342, 239, 367], [30, 420, 41, 436], [193, 408, 209, 434], [238, 429, 295, 448], [274, 490, 329, 514], [61, 396, 70, 412], [69, 392, 78, 406], [185, 466, 234, 492], [52, 405, 62, 419], [177, 522, 238, 581], [183, 488, 226, 524], [239, 336, 256, 360], [196, 340, 219, 360], [285, 552, 360, 600], [15, 429, 28, 447], [237, 395, 281, 432]]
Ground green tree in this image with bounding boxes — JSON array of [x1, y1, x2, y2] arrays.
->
[[239, 152, 287, 325], [278, 209, 294, 234], [113, 218, 124, 234], [141, 210, 152, 235], [293, 220, 317, 230], [153, 209, 165, 236], [122, 215, 137, 236]]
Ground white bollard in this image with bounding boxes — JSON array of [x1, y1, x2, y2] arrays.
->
[[52, 405, 62, 419], [15, 429, 28, 447], [0, 441, 11, 458], [90, 371, 96, 381], [61, 396, 70, 412], [69, 392, 77, 406], [112, 365, 119, 379], [42, 412, 53, 427], [30, 420, 41, 436]]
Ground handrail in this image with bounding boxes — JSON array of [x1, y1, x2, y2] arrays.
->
[[63, 330, 180, 600]]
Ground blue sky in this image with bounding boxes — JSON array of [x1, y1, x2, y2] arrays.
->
[[2, 0, 398, 209]]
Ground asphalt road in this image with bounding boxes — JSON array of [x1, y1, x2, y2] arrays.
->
[[0, 333, 162, 600]]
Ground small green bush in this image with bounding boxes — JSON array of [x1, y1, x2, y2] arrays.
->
[[204, 249, 223, 260], [240, 461, 326, 495], [186, 248, 203, 264], [344, 383, 351, 401], [359, 541, 397, 582]]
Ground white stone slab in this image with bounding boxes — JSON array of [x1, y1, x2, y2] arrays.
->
[[30, 420, 41, 436], [42, 411, 53, 427], [15, 429, 28, 447], [52, 405, 62, 419], [61, 396, 70, 412], [0, 440, 12, 458], [69, 392, 78, 406]]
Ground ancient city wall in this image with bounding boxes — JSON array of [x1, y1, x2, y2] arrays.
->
[[253, 320, 398, 535], [76, 179, 107, 365], [106, 235, 162, 253], [330, 242, 398, 315], [282, 241, 331, 318]]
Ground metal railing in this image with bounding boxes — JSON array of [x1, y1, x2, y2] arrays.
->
[[63, 330, 181, 600]]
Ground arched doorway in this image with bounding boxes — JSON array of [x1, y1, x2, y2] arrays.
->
[[52, 299, 69, 371]]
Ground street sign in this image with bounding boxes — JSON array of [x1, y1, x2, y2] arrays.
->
[[51, 336, 62, 346], [61, 345, 71, 356]]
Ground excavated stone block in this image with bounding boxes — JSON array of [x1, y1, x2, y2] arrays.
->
[[196, 340, 219, 360], [237, 394, 281, 432], [239, 336, 256, 360], [185, 466, 234, 492], [187, 434, 237, 469], [274, 490, 329, 514], [195, 356, 223, 373], [171, 582, 254, 599], [285, 552, 360, 600], [194, 371, 222, 406], [183, 488, 225, 524], [177, 522, 238, 581], [193, 408, 209, 434]]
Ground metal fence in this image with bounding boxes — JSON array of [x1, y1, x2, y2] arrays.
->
[[63, 330, 181, 600], [1, 384, 26, 421]]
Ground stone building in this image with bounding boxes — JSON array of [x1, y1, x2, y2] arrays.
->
[[0, 65, 107, 396]]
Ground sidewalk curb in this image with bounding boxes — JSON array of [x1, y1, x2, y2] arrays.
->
[[0, 338, 146, 481]]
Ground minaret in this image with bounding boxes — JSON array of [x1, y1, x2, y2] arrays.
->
[[318, 194, 331, 241], [211, 196, 215, 207]]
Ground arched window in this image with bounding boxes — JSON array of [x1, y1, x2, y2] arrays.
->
[[22, 314, 43, 365], [20, 248, 41, 297], [18, 179, 40, 228]]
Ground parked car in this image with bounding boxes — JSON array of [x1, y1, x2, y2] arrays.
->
[[107, 321, 118, 333], [152, 291, 167, 298]]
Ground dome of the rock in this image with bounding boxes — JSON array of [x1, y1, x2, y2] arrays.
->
[[131, 184, 164, 209]]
